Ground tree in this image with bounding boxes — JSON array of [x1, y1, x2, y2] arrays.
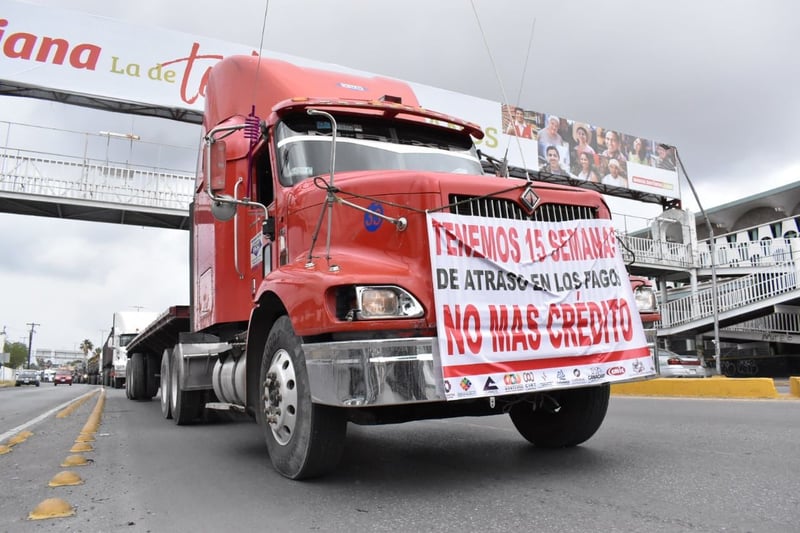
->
[[77, 339, 94, 382], [4, 341, 29, 369], [79, 339, 94, 358]]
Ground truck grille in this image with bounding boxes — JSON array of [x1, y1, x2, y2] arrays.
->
[[448, 194, 598, 222]]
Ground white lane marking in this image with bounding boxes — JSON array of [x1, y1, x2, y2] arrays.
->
[[0, 389, 100, 442]]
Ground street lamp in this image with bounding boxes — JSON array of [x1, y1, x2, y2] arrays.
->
[[99, 131, 141, 140], [99, 131, 141, 167], [662, 144, 721, 375]]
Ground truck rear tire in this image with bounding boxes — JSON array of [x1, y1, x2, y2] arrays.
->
[[257, 316, 347, 480], [125, 359, 132, 399], [170, 346, 204, 425], [160, 348, 172, 419], [130, 353, 149, 400], [509, 383, 610, 448], [145, 355, 160, 399]]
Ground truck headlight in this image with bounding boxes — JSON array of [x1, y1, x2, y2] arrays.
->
[[355, 286, 423, 320], [634, 286, 657, 314]]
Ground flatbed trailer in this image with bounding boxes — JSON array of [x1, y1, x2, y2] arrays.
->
[[123, 305, 190, 400]]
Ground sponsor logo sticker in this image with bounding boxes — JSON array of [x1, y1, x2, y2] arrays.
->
[[607, 366, 626, 376]]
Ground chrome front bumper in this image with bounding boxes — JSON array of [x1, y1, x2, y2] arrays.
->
[[302, 337, 446, 407]]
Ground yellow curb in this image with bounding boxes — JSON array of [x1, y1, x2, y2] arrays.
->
[[81, 423, 99, 435], [7, 430, 33, 446], [28, 498, 75, 520], [69, 442, 93, 453], [56, 391, 97, 418], [0, 444, 11, 455], [612, 377, 779, 399], [75, 434, 95, 443], [60, 454, 90, 467], [790, 377, 800, 397], [48, 471, 84, 487]]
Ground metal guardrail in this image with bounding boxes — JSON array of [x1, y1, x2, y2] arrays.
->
[[696, 236, 800, 269], [723, 312, 800, 338], [615, 218, 800, 334], [660, 266, 800, 328], [617, 232, 694, 268], [0, 150, 193, 211]]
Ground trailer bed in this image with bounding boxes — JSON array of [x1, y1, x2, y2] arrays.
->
[[124, 305, 190, 358]]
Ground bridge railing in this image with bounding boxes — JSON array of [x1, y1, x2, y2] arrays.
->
[[696, 236, 800, 269], [617, 232, 695, 268], [0, 148, 194, 211], [660, 265, 800, 328], [723, 312, 800, 338]]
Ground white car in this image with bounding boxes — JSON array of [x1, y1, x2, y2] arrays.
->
[[655, 348, 711, 378]]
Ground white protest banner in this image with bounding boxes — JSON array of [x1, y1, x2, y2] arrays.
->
[[426, 212, 655, 400]]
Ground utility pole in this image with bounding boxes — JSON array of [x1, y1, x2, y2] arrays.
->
[[664, 145, 721, 375], [26, 322, 40, 369]]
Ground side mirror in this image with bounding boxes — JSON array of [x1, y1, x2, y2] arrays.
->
[[210, 141, 227, 192], [211, 196, 237, 221]]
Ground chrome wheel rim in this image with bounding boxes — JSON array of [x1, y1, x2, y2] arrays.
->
[[264, 349, 298, 446]]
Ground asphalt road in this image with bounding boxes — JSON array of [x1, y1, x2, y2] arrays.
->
[[0, 382, 91, 441], [1, 387, 799, 532]]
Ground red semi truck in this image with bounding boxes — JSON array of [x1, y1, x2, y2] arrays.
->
[[123, 55, 655, 479]]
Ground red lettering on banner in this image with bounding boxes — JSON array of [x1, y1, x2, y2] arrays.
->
[[159, 42, 224, 105], [524, 228, 547, 261], [546, 226, 617, 262], [488, 304, 540, 352], [547, 298, 634, 348], [0, 19, 100, 69], [442, 304, 482, 355], [431, 219, 521, 262]]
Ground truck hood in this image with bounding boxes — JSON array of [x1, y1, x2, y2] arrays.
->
[[266, 169, 607, 336]]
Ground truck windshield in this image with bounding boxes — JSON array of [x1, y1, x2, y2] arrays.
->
[[119, 334, 136, 347], [276, 112, 483, 185]]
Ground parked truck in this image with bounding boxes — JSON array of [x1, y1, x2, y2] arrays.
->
[[102, 310, 159, 389], [123, 55, 655, 479]]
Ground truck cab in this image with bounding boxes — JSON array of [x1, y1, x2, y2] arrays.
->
[[103, 311, 158, 388], [124, 55, 654, 480]]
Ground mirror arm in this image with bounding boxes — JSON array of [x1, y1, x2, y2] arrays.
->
[[204, 123, 269, 221]]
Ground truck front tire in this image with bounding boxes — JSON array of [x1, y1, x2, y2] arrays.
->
[[257, 316, 347, 480], [509, 383, 610, 448]]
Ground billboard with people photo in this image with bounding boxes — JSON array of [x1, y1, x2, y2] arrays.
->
[[498, 103, 679, 199]]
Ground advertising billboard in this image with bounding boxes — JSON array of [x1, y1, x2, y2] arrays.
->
[[0, 0, 680, 203]]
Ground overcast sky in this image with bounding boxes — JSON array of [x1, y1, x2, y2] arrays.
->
[[2, 0, 798, 353]]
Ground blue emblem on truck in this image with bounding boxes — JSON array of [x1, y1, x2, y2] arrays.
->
[[364, 203, 384, 232]]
